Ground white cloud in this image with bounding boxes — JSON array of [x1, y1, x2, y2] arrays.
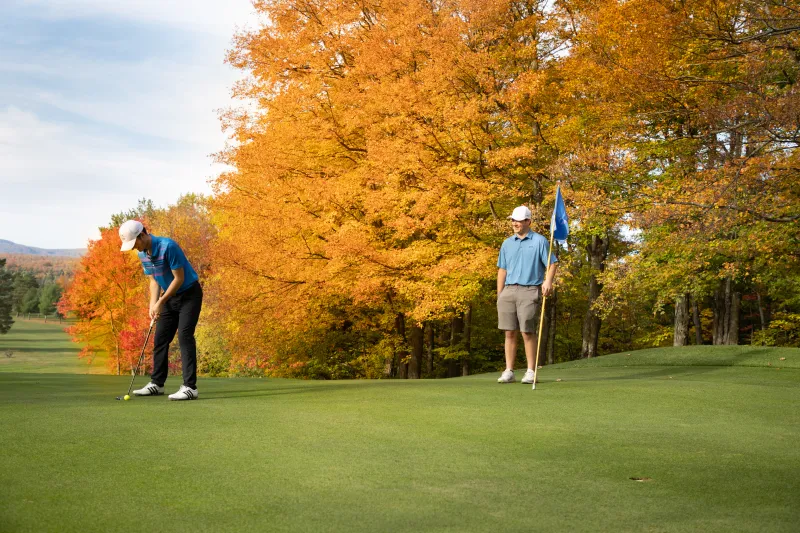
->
[[0, 106, 226, 248], [14, 0, 259, 36], [0, 1, 257, 249], [30, 56, 237, 146]]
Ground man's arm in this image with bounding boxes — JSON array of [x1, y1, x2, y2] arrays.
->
[[497, 268, 507, 296], [149, 268, 184, 320], [542, 262, 557, 297], [148, 276, 160, 318]]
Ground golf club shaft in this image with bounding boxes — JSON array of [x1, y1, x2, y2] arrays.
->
[[125, 318, 156, 396]]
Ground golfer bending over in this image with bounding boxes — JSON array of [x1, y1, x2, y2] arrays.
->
[[119, 220, 203, 400], [496, 206, 557, 384]]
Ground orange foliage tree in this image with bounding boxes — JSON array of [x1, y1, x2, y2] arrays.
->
[[210, 0, 573, 376], [58, 227, 147, 374], [60, 194, 217, 375]]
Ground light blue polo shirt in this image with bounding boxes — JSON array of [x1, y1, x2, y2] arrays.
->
[[497, 231, 557, 286], [139, 236, 199, 294]]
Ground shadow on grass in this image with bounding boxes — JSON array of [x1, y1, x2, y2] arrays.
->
[[559, 365, 722, 382], [5, 326, 70, 335], [201, 387, 337, 400], [198, 379, 430, 400], [1, 345, 80, 354]]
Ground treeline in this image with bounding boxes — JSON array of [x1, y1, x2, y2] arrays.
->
[[59, 0, 800, 377], [0, 254, 79, 279], [0, 257, 69, 333]]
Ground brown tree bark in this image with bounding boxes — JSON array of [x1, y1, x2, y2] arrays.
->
[[713, 278, 740, 345], [756, 292, 767, 344], [539, 292, 550, 366], [448, 314, 463, 377], [461, 305, 472, 376], [692, 295, 703, 345], [395, 312, 408, 378], [424, 322, 434, 375], [673, 293, 690, 346], [547, 289, 557, 365], [409, 324, 423, 379], [581, 234, 609, 358]]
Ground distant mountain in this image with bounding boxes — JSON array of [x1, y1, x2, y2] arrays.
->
[[0, 239, 86, 257]]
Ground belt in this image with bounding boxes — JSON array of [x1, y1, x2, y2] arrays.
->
[[505, 284, 541, 287]]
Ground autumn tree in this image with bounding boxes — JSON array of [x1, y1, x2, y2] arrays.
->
[[562, 0, 800, 347], [210, 0, 581, 376], [59, 227, 147, 374]]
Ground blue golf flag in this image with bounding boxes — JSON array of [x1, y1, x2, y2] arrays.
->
[[551, 185, 569, 242]]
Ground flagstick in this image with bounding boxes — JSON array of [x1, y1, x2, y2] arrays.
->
[[532, 230, 554, 390]]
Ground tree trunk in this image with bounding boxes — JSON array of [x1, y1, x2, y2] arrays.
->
[[673, 293, 690, 346], [461, 306, 472, 376], [395, 312, 407, 378], [713, 278, 740, 345], [424, 322, 434, 376], [408, 324, 423, 379], [547, 289, 557, 365], [448, 315, 463, 378], [756, 292, 767, 345], [692, 295, 703, 345], [726, 291, 740, 345], [581, 234, 609, 358], [539, 292, 550, 366]]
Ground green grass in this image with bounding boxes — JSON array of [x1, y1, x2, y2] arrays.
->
[[0, 330, 798, 532], [0, 318, 107, 374], [548, 345, 800, 369]]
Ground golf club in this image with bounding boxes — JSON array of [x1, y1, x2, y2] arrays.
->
[[115, 317, 156, 400]]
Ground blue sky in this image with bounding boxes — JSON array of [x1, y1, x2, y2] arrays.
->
[[0, 0, 257, 249]]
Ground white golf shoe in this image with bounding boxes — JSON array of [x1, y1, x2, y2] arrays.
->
[[132, 382, 164, 396], [168, 385, 199, 401], [497, 370, 516, 383], [521, 369, 537, 384]]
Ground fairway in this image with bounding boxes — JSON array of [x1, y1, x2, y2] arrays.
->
[[1, 349, 799, 532], [0, 318, 106, 374]]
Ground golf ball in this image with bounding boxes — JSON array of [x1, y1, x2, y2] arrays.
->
[[123, 395, 130, 401]]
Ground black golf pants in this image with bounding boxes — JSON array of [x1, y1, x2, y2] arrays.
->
[[150, 282, 203, 389]]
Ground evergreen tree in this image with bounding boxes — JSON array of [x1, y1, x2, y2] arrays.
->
[[0, 259, 13, 334], [20, 287, 40, 314], [12, 271, 39, 313], [39, 283, 63, 316]]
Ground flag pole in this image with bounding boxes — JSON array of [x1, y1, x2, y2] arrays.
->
[[532, 233, 554, 390], [533, 183, 559, 390]]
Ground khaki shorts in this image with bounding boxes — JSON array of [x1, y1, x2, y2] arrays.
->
[[497, 285, 542, 333]]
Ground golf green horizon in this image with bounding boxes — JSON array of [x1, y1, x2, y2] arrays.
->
[[1, 320, 798, 532]]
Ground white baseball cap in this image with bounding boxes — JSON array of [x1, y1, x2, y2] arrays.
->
[[119, 220, 144, 251], [507, 206, 532, 221]]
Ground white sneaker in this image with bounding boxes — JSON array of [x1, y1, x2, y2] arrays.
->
[[168, 385, 198, 401], [521, 369, 537, 384], [132, 382, 164, 396], [497, 370, 516, 383]]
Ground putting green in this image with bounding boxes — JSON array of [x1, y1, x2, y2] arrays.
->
[[1, 351, 798, 532]]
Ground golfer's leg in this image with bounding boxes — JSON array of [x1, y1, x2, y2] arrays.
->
[[521, 331, 537, 370], [504, 330, 519, 370], [517, 286, 542, 370], [151, 305, 179, 387], [498, 286, 519, 370], [177, 284, 203, 389]]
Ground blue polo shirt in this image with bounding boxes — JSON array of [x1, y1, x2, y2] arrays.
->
[[139, 236, 199, 294], [497, 231, 557, 286]]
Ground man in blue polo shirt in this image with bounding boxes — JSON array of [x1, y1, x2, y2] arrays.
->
[[118, 220, 202, 400], [496, 206, 558, 384]]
